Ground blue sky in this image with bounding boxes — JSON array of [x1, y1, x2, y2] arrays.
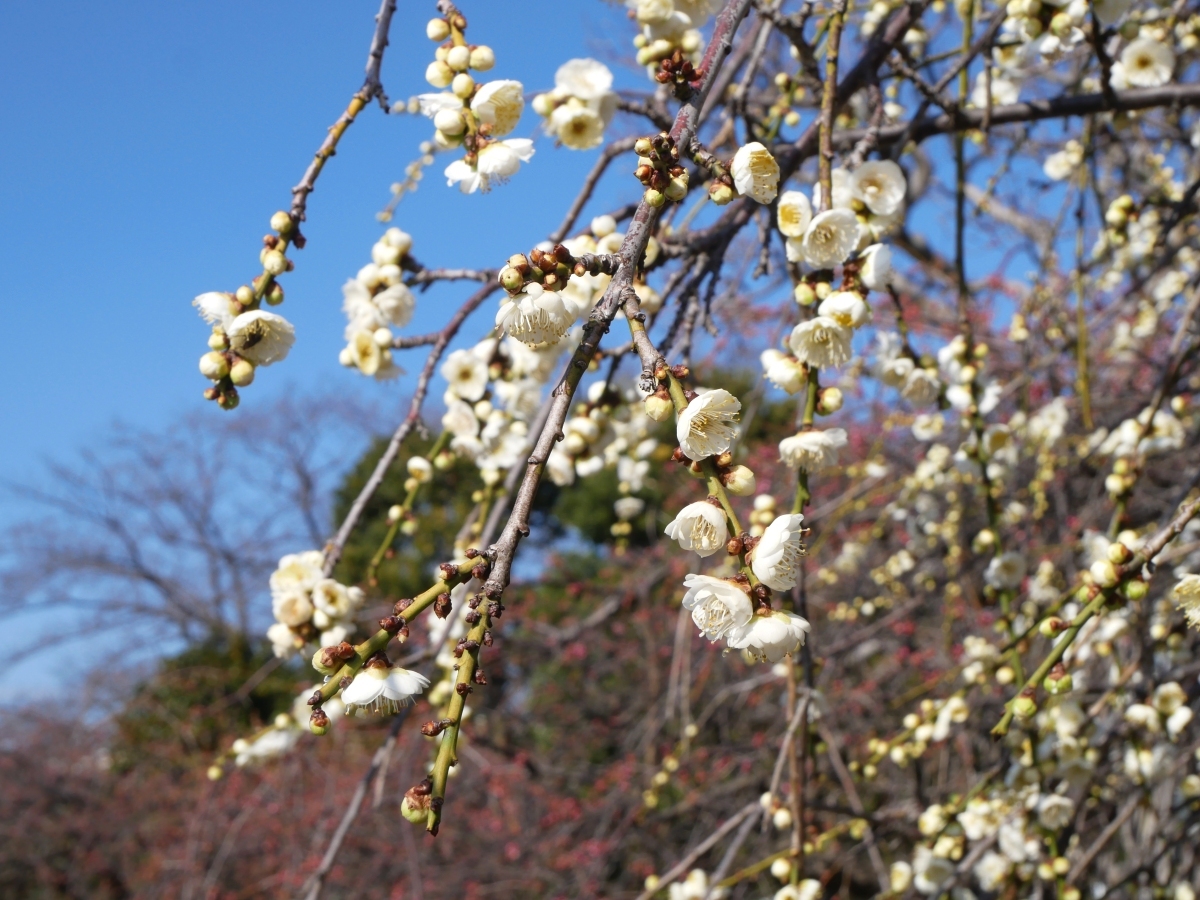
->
[[0, 0, 637, 484]]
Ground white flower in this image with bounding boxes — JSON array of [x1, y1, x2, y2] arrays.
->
[[676, 389, 741, 460], [442, 398, 479, 438], [731, 142, 780, 204], [727, 609, 810, 662], [444, 139, 535, 193], [901, 368, 940, 406], [850, 160, 906, 216], [496, 282, 575, 347], [779, 428, 848, 472], [267, 622, 302, 658], [669, 868, 726, 900], [311, 579, 355, 618], [227, 310, 295, 366], [970, 71, 1020, 108], [761, 349, 805, 394], [800, 209, 860, 269], [270, 551, 325, 594], [347, 330, 393, 377], [890, 862, 913, 893], [272, 589, 313, 627], [1029, 397, 1069, 447], [817, 291, 870, 329], [1120, 38, 1174, 87], [1036, 794, 1074, 830], [974, 851, 1012, 892], [984, 552, 1026, 590], [1043, 140, 1084, 181], [193, 292, 236, 329], [614, 496, 646, 521], [341, 663, 431, 715], [665, 500, 729, 557], [551, 102, 606, 149], [751, 514, 806, 591], [788, 316, 853, 368], [470, 80, 524, 136], [912, 846, 955, 895], [553, 58, 613, 100], [859, 243, 892, 290], [776, 190, 813, 238], [441, 348, 489, 401], [1173, 574, 1200, 629], [681, 574, 754, 641]]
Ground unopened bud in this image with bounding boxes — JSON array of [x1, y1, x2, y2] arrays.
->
[[1090, 559, 1119, 588], [401, 794, 428, 824], [229, 359, 255, 386], [451, 72, 475, 99], [270, 210, 293, 234], [469, 45, 495, 71], [265, 281, 284, 306], [1044, 664, 1073, 695], [664, 173, 689, 201], [794, 282, 817, 306], [817, 387, 844, 415], [722, 465, 757, 496], [1012, 691, 1038, 718], [634, 137, 654, 157], [207, 765, 224, 781], [709, 182, 735, 205], [499, 265, 524, 292], [644, 188, 666, 208], [1106, 542, 1133, 565], [425, 60, 453, 88], [262, 250, 287, 276], [235, 285, 255, 304], [644, 390, 674, 422], [1121, 579, 1148, 601], [425, 17, 450, 41], [1038, 617, 1065, 638], [199, 352, 229, 381], [445, 44, 471, 72], [208, 331, 229, 351], [309, 708, 330, 735]]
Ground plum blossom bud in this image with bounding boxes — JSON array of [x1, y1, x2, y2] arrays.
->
[[208, 331, 229, 351], [772, 807, 793, 830], [1107, 542, 1133, 565], [1038, 617, 1065, 637], [426, 60, 453, 88], [452, 72, 475, 99], [445, 45, 471, 72], [722, 465, 757, 496], [817, 387, 844, 414], [270, 210, 293, 233], [644, 390, 674, 422], [469, 45, 495, 71], [229, 359, 255, 386], [709, 181, 735, 205], [771, 858, 792, 881], [199, 352, 229, 381], [1012, 692, 1038, 718], [426, 18, 450, 41], [262, 250, 287, 275], [407, 456, 433, 483], [434, 107, 466, 135], [499, 265, 524, 292], [1090, 559, 1119, 588]]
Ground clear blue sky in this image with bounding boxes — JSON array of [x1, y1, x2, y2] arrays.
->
[[0, 0, 633, 485]]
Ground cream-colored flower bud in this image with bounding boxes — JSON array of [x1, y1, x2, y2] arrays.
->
[[794, 282, 816, 306], [723, 465, 757, 496], [229, 359, 255, 386], [373, 327, 394, 347], [771, 858, 792, 882], [1090, 559, 1119, 588], [591, 214, 616, 237], [644, 188, 666, 208], [644, 391, 674, 422], [262, 250, 287, 275], [338, 346, 355, 367], [445, 44, 471, 72], [499, 265, 524, 292], [208, 331, 229, 351], [531, 92, 553, 116], [235, 285, 254, 304], [452, 72, 475, 99], [772, 807, 793, 830], [386, 504, 403, 523], [433, 107, 466, 135], [270, 210, 293, 233], [664, 172, 689, 201], [425, 60, 453, 88], [426, 18, 450, 41], [469, 45, 495, 71], [817, 387, 844, 414], [432, 128, 463, 149], [709, 182, 735, 205], [199, 352, 229, 380]]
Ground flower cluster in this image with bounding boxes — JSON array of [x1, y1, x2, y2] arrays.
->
[[264, 550, 366, 658], [626, 0, 715, 75], [193, 210, 298, 409], [532, 59, 619, 150], [337, 227, 416, 379], [420, 9, 533, 193]]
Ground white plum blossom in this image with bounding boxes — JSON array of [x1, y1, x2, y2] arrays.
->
[[760, 349, 805, 394], [817, 291, 870, 329], [677, 389, 741, 460], [551, 104, 606, 149], [800, 209, 861, 268], [727, 610, 810, 662], [272, 589, 313, 627], [789, 316, 853, 368], [985, 552, 1027, 590], [1117, 38, 1174, 88], [445, 139, 535, 193], [1173, 574, 1200, 629], [973, 851, 1012, 892], [731, 142, 780, 204], [193, 291, 236, 329], [470, 79, 524, 136], [776, 190, 813, 237], [681, 574, 753, 641], [341, 663, 431, 715], [665, 500, 728, 556], [496, 282, 575, 347], [441, 348, 490, 401], [859, 243, 892, 290], [779, 428, 848, 472], [751, 514, 806, 590], [227, 310, 295, 366], [901, 368, 940, 406], [850, 159, 906, 216]]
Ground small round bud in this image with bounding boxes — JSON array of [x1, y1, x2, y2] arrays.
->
[[270, 210, 293, 233], [1012, 693, 1038, 718], [995, 665, 1014, 685], [400, 520, 417, 536], [262, 250, 287, 276], [794, 282, 816, 306], [1089, 559, 1119, 588], [817, 387, 844, 415], [644, 391, 674, 422], [207, 765, 224, 781], [229, 359, 255, 387], [1052, 857, 1070, 876], [709, 182, 735, 205], [208, 331, 229, 351], [434, 107, 466, 135], [199, 352, 229, 381], [338, 347, 355, 367], [1121, 579, 1148, 601], [634, 137, 654, 156], [373, 327, 394, 347], [387, 504, 404, 524], [401, 795, 427, 824], [644, 188, 666, 208], [425, 60, 453, 88], [452, 72, 475, 99], [445, 44, 471, 72], [1106, 542, 1133, 565], [722, 465, 757, 496], [265, 282, 285, 306], [1044, 670, 1073, 694], [644, 875, 660, 891], [499, 266, 525, 292], [235, 285, 255, 304], [664, 173, 689, 201], [772, 807, 793, 830], [531, 92, 553, 116], [591, 214, 616, 237], [469, 45, 495, 71], [770, 858, 792, 882], [959, 364, 977, 383], [425, 18, 450, 41], [1038, 616, 1065, 638]]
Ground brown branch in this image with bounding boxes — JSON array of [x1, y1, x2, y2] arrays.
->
[[290, 0, 397, 224]]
